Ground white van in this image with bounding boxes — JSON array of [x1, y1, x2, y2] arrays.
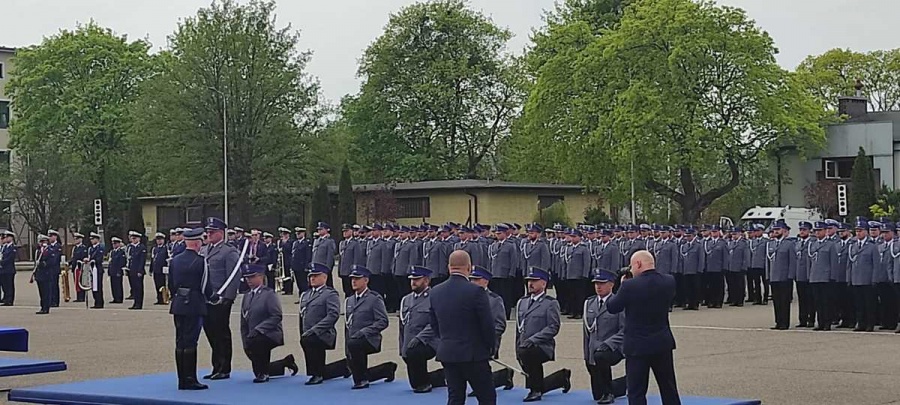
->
[[735, 206, 823, 233]]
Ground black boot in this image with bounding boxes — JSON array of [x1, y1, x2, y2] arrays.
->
[[180, 348, 208, 390]]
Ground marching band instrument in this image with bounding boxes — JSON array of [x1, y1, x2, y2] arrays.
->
[[61, 260, 72, 303], [160, 284, 171, 305], [29, 245, 46, 283], [124, 244, 132, 276], [78, 259, 95, 308], [274, 244, 291, 292]]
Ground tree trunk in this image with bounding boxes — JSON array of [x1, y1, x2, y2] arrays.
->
[[646, 159, 741, 225]]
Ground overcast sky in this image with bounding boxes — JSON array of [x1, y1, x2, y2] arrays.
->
[[2, 0, 898, 103]]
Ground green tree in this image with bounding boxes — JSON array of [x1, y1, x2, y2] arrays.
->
[[343, 0, 525, 181], [132, 0, 323, 225], [310, 180, 331, 232], [6, 22, 154, 234], [796, 48, 900, 112], [337, 162, 356, 228], [507, 0, 826, 223], [535, 201, 573, 228], [850, 147, 876, 218]]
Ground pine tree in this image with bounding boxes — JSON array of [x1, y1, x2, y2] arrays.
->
[[310, 180, 331, 232], [337, 162, 356, 227], [849, 146, 876, 218]]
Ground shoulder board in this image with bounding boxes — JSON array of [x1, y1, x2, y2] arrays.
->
[[543, 295, 557, 301], [785, 236, 797, 241]]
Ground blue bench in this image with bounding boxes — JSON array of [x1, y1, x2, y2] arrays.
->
[[0, 357, 67, 378], [0, 326, 29, 352], [9, 371, 760, 405]]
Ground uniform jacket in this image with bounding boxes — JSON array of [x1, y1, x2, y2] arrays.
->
[[428, 273, 496, 362], [127, 243, 147, 275], [703, 238, 727, 273], [109, 247, 126, 277], [424, 239, 450, 278], [875, 240, 894, 284], [88, 244, 105, 273], [292, 237, 312, 276], [624, 238, 646, 264], [583, 293, 625, 365], [835, 238, 851, 282], [381, 238, 397, 276], [399, 288, 438, 357], [171, 240, 186, 258], [393, 239, 417, 277], [312, 236, 336, 271], [748, 237, 767, 269], [151, 244, 168, 275], [300, 286, 341, 349], [566, 242, 592, 280], [489, 239, 517, 278], [808, 238, 838, 284], [241, 286, 284, 347], [522, 240, 551, 274], [200, 241, 241, 301], [455, 240, 486, 269], [594, 241, 622, 273], [767, 237, 797, 283], [849, 238, 878, 286], [726, 238, 750, 273], [607, 269, 676, 356], [47, 241, 62, 274], [487, 289, 506, 357], [0, 243, 16, 275], [795, 237, 812, 282], [889, 241, 900, 283], [365, 238, 385, 275], [654, 239, 679, 275], [515, 293, 561, 361], [70, 243, 88, 270], [338, 238, 360, 277], [345, 289, 389, 353], [168, 249, 208, 317]]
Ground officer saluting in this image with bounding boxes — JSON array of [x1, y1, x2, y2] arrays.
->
[[516, 267, 571, 402], [168, 228, 209, 390], [299, 262, 349, 385], [583, 270, 627, 404], [200, 217, 243, 380], [344, 265, 396, 389], [399, 266, 443, 393], [468, 266, 514, 395], [239, 264, 297, 383]]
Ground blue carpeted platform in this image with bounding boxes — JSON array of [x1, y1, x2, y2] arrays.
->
[[9, 371, 760, 405], [0, 326, 29, 352], [0, 357, 67, 377]]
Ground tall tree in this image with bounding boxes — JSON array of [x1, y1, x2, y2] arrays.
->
[[337, 162, 356, 227], [6, 22, 154, 234], [849, 147, 876, 218], [343, 0, 525, 181], [309, 180, 331, 232], [132, 0, 323, 225], [796, 48, 900, 112], [507, 0, 826, 223]]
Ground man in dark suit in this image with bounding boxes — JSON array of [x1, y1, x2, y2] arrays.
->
[[428, 250, 497, 405], [607, 250, 681, 405]]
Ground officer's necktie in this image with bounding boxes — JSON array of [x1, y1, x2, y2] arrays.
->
[[528, 298, 536, 309]]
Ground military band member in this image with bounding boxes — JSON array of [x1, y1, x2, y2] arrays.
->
[[151, 233, 169, 305], [809, 221, 837, 331], [489, 223, 518, 319], [399, 266, 445, 393], [127, 231, 147, 310], [768, 221, 796, 330], [232, 227, 247, 249], [261, 231, 276, 288], [875, 222, 897, 330], [201, 217, 242, 380], [300, 263, 349, 385], [516, 267, 571, 402], [726, 227, 749, 307], [468, 266, 515, 395], [794, 222, 815, 327], [0, 231, 17, 306], [240, 263, 298, 383], [314, 222, 337, 288], [703, 226, 726, 308], [584, 270, 627, 404], [169, 228, 209, 390], [85, 232, 105, 308], [109, 237, 126, 303], [277, 227, 294, 295], [71, 233, 88, 302], [679, 228, 704, 310], [171, 228, 186, 257], [293, 227, 312, 295], [31, 234, 52, 314], [344, 265, 396, 389], [565, 229, 592, 319], [747, 225, 767, 305], [46, 230, 62, 306]]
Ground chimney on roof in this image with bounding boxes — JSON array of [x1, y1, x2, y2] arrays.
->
[[838, 79, 868, 119]]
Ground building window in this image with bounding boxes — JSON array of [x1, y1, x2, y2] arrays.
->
[[185, 205, 203, 223], [0, 100, 9, 129], [538, 195, 564, 210], [824, 158, 854, 179], [157, 206, 184, 232], [0, 150, 9, 177], [0, 62, 4, 79], [397, 197, 430, 219]]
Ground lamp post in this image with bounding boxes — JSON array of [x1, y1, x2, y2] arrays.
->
[[208, 87, 229, 223]]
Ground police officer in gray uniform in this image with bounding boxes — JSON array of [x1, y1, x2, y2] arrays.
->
[[747, 224, 768, 305], [489, 223, 518, 319], [808, 221, 838, 331], [168, 228, 209, 390], [300, 262, 349, 385], [393, 226, 418, 310], [469, 266, 515, 395], [726, 227, 750, 307], [680, 228, 705, 310], [313, 222, 337, 288], [239, 264, 297, 383], [365, 224, 386, 297], [834, 222, 854, 328], [338, 224, 362, 298], [595, 230, 622, 275], [516, 267, 571, 402], [794, 221, 815, 327], [200, 217, 242, 380], [566, 229, 593, 319], [849, 218, 879, 332], [875, 222, 898, 330], [344, 265, 397, 389], [768, 221, 796, 330], [523, 224, 551, 276], [583, 270, 627, 404], [399, 266, 444, 393], [703, 226, 727, 308]]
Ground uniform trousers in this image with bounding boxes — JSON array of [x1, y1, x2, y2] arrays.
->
[[265, 270, 276, 290], [672, 274, 684, 307], [385, 275, 400, 312], [488, 278, 513, 319], [300, 333, 347, 379], [129, 273, 144, 308], [587, 350, 624, 399], [442, 360, 496, 405], [153, 273, 166, 303], [703, 272, 724, 307], [403, 343, 445, 389], [516, 345, 569, 394], [625, 351, 681, 405], [110, 274, 124, 303], [325, 271, 334, 288], [346, 338, 393, 384], [203, 301, 234, 374], [394, 276, 411, 309], [281, 267, 294, 295], [243, 334, 277, 377], [37, 277, 52, 312], [51, 271, 60, 306], [834, 282, 855, 326], [876, 282, 898, 329], [567, 279, 590, 317], [339, 275, 354, 299], [554, 274, 568, 313], [725, 272, 745, 305], [0, 273, 15, 304], [369, 274, 387, 301], [795, 281, 815, 326], [771, 281, 793, 328], [747, 268, 765, 303], [811, 282, 832, 329], [174, 315, 204, 349], [75, 265, 86, 302], [682, 274, 701, 309], [852, 285, 877, 331]]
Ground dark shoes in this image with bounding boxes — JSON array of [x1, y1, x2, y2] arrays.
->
[[284, 354, 299, 376], [305, 376, 324, 385], [562, 369, 572, 393], [352, 380, 370, 389], [203, 372, 230, 380], [35, 310, 49, 315], [413, 384, 433, 393], [503, 368, 515, 390], [176, 348, 208, 390], [597, 393, 616, 404], [253, 374, 269, 383], [523, 391, 542, 402]]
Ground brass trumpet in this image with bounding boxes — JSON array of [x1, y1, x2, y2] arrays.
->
[[274, 245, 291, 292], [61, 263, 71, 303], [159, 284, 170, 304]]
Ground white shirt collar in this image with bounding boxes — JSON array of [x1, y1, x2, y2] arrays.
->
[[531, 291, 546, 301]]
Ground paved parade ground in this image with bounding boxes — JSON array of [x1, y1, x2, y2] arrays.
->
[[2, 272, 899, 405]]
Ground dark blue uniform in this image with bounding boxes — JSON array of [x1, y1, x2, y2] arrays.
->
[[87, 243, 105, 308], [47, 240, 62, 306], [34, 243, 54, 313], [152, 243, 169, 304], [292, 237, 312, 293], [607, 270, 681, 405], [70, 242, 89, 302], [128, 243, 148, 309], [277, 237, 294, 294], [0, 241, 16, 305], [109, 245, 127, 303], [169, 247, 210, 390]]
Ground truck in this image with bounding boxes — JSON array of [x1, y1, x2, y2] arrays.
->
[[719, 206, 823, 232]]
